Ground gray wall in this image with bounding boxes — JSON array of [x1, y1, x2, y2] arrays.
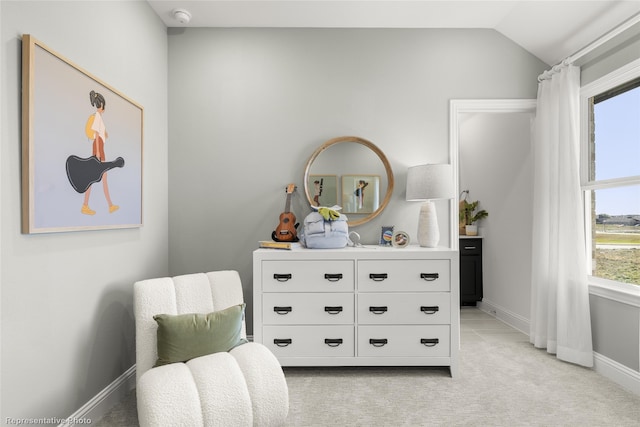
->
[[1, 1, 169, 422], [459, 111, 534, 324], [167, 27, 547, 332]]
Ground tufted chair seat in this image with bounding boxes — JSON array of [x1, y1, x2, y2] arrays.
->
[[134, 271, 289, 426]]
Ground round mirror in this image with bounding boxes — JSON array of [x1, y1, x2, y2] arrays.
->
[[303, 136, 394, 227]]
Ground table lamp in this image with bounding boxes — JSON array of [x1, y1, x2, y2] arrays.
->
[[406, 164, 454, 247]]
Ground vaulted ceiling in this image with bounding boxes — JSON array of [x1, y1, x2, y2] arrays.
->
[[147, 1, 640, 65]]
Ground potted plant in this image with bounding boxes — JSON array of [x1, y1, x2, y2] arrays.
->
[[459, 198, 488, 236]]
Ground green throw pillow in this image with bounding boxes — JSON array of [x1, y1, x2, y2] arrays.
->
[[153, 303, 247, 367]]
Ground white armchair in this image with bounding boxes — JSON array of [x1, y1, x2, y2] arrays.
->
[[134, 270, 289, 426]]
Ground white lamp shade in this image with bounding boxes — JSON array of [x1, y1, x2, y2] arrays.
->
[[406, 164, 454, 201]]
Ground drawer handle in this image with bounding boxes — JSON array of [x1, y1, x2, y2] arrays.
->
[[324, 338, 343, 347], [369, 273, 388, 281], [324, 273, 343, 282], [369, 338, 388, 347], [273, 338, 292, 347], [273, 273, 292, 282], [324, 306, 344, 314], [369, 306, 388, 314], [420, 273, 439, 281], [273, 306, 292, 315], [420, 338, 440, 347], [420, 306, 440, 314], [464, 246, 477, 250]]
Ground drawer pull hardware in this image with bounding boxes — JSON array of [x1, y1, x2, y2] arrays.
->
[[324, 306, 344, 314], [273, 306, 292, 315], [324, 273, 343, 282], [369, 306, 388, 314], [369, 273, 388, 281], [420, 306, 440, 314], [273, 338, 292, 347], [464, 246, 477, 250], [369, 338, 388, 347], [273, 273, 292, 282], [324, 338, 343, 347], [420, 338, 439, 347], [420, 273, 439, 281]]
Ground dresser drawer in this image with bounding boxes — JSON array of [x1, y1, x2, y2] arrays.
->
[[263, 325, 354, 357], [263, 293, 354, 325], [460, 239, 482, 255], [357, 325, 450, 357], [358, 260, 450, 292], [357, 293, 450, 325], [262, 260, 354, 292]]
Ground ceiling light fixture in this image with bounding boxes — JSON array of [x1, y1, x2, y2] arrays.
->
[[172, 8, 192, 25]]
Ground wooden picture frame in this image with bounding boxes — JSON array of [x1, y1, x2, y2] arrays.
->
[[21, 35, 143, 233]]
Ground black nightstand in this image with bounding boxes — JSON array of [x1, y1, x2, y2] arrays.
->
[[460, 237, 483, 306]]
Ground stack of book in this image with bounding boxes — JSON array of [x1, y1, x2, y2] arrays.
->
[[258, 241, 302, 250]]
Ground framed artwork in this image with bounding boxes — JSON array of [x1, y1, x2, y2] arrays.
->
[[392, 230, 411, 248], [21, 35, 143, 233], [308, 175, 338, 208], [341, 175, 380, 214], [380, 226, 394, 246]]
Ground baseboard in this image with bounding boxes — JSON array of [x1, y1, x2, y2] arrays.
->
[[478, 299, 530, 335], [593, 352, 640, 396], [477, 300, 639, 397], [60, 365, 136, 427]]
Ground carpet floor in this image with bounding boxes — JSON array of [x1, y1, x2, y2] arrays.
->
[[95, 308, 640, 426]]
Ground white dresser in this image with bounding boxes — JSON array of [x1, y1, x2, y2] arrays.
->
[[253, 245, 460, 377]]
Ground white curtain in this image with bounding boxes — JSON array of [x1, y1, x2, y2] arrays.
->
[[530, 65, 593, 367]]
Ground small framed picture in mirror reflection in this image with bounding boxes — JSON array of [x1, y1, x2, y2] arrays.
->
[[308, 175, 337, 208], [342, 175, 380, 214]]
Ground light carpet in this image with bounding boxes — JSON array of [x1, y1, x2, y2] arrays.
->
[[95, 308, 640, 426]]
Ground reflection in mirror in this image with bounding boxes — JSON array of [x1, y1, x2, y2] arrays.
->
[[308, 175, 338, 207], [303, 136, 394, 227], [342, 175, 380, 214]]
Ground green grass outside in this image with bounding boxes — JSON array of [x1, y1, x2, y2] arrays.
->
[[594, 248, 640, 285]]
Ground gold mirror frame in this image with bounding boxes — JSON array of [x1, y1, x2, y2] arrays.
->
[[303, 136, 394, 227]]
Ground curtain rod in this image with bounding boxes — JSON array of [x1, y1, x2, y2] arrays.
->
[[538, 11, 640, 82]]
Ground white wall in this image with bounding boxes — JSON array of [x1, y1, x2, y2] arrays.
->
[[167, 28, 547, 332], [1, 1, 168, 422], [459, 111, 534, 326]]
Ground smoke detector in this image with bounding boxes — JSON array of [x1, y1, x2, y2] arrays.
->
[[172, 8, 192, 25]]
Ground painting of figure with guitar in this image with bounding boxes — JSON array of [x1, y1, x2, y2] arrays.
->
[[272, 184, 299, 242], [22, 35, 143, 233], [66, 90, 124, 216]]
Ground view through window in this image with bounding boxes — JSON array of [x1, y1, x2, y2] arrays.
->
[[587, 78, 640, 286]]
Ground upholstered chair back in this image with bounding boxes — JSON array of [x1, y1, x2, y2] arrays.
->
[[134, 271, 246, 381]]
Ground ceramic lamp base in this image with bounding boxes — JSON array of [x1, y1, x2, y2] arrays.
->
[[417, 201, 440, 248]]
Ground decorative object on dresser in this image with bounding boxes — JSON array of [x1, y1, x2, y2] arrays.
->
[[406, 164, 455, 247], [460, 237, 483, 305], [392, 230, 411, 248], [303, 136, 394, 227], [272, 183, 299, 242], [379, 225, 394, 246], [253, 246, 460, 378]]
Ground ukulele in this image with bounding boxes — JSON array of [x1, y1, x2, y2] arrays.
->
[[272, 184, 299, 242]]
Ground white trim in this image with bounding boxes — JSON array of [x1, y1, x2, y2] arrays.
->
[[478, 299, 530, 336], [60, 365, 136, 426], [589, 281, 640, 307], [593, 352, 640, 396]]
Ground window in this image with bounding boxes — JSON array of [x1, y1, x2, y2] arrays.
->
[[581, 64, 640, 289]]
